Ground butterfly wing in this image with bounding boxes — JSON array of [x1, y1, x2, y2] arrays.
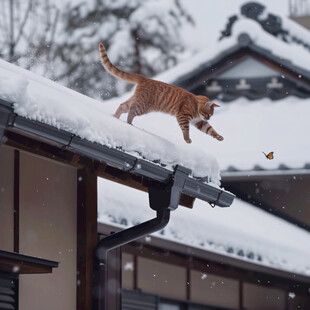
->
[[263, 151, 274, 159], [267, 152, 274, 160]]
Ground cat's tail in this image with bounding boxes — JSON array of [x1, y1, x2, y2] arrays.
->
[[99, 43, 145, 84]]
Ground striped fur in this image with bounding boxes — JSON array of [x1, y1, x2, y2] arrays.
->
[[99, 43, 223, 143]]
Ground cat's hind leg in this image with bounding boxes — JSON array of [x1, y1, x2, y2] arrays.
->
[[127, 105, 138, 125], [114, 99, 131, 119], [127, 102, 146, 125]]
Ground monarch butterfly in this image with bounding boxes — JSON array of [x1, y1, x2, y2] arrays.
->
[[263, 151, 274, 160]]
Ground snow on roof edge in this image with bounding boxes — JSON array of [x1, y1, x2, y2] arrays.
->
[[0, 58, 223, 184], [98, 177, 310, 278]]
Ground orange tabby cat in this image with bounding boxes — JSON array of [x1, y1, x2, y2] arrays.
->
[[99, 43, 223, 143]]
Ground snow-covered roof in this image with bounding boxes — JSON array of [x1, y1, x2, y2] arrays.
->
[[187, 96, 310, 172], [98, 177, 310, 277], [222, 2, 310, 56], [101, 94, 310, 174], [0, 59, 222, 184], [144, 7, 310, 173], [157, 17, 310, 87]]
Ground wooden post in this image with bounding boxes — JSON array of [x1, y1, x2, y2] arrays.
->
[[239, 280, 244, 309], [77, 168, 98, 310], [14, 150, 19, 253]]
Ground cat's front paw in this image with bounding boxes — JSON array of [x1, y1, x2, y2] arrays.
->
[[216, 135, 224, 141], [185, 138, 192, 144]]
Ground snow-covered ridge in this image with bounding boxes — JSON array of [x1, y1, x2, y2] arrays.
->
[[98, 177, 310, 277], [232, 18, 310, 71], [0, 59, 221, 184], [156, 17, 310, 86]]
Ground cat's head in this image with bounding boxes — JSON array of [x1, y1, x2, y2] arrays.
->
[[196, 96, 220, 120]]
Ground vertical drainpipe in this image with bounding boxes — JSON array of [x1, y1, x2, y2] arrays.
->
[[92, 165, 191, 310]]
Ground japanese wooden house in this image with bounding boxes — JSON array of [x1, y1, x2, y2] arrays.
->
[[1, 2, 310, 310], [0, 61, 234, 310]]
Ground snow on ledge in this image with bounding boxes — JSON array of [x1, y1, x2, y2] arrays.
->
[[0, 59, 221, 184], [98, 177, 310, 277]]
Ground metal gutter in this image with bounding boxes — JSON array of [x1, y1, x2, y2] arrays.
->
[[0, 99, 235, 208]]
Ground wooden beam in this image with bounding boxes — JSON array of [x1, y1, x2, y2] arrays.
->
[[183, 49, 249, 91], [0, 257, 53, 274], [0, 250, 58, 274], [239, 280, 243, 309], [251, 52, 310, 88], [5, 131, 83, 169], [13, 150, 19, 253], [77, 168, 98, 310], [120, 239, 310, 295]]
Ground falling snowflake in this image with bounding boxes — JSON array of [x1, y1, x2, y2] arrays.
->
[[124, 262, 134, 271], [201, 273, 207, 280], [288, 292, 296, 299]]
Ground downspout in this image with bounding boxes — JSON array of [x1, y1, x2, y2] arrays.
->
[[92, 165, 191, 310]]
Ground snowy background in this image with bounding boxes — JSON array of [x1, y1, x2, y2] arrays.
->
[[0, 0, 289, 100], [2, 0, 310, 277], [181, 0, 288, 49]]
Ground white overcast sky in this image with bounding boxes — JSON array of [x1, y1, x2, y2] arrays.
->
[[181, 0, 289, 50]]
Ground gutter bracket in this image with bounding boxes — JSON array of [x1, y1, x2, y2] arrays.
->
[[92, 165, 190, 310], [210, 191, 222, 208], [149, 165, 191, 211]]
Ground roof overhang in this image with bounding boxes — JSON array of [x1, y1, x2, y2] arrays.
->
[[174, 33, 310, 94], [98, 221, 310, 286], [222, 168, 310, 182], [0, 99, 234, 209], [0, 250, 58, 274]]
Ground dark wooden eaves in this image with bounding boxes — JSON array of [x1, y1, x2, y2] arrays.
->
[[0, 250, 58, 274]]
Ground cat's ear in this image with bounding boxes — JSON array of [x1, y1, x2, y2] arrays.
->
[[206, 101, 220, 108]]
